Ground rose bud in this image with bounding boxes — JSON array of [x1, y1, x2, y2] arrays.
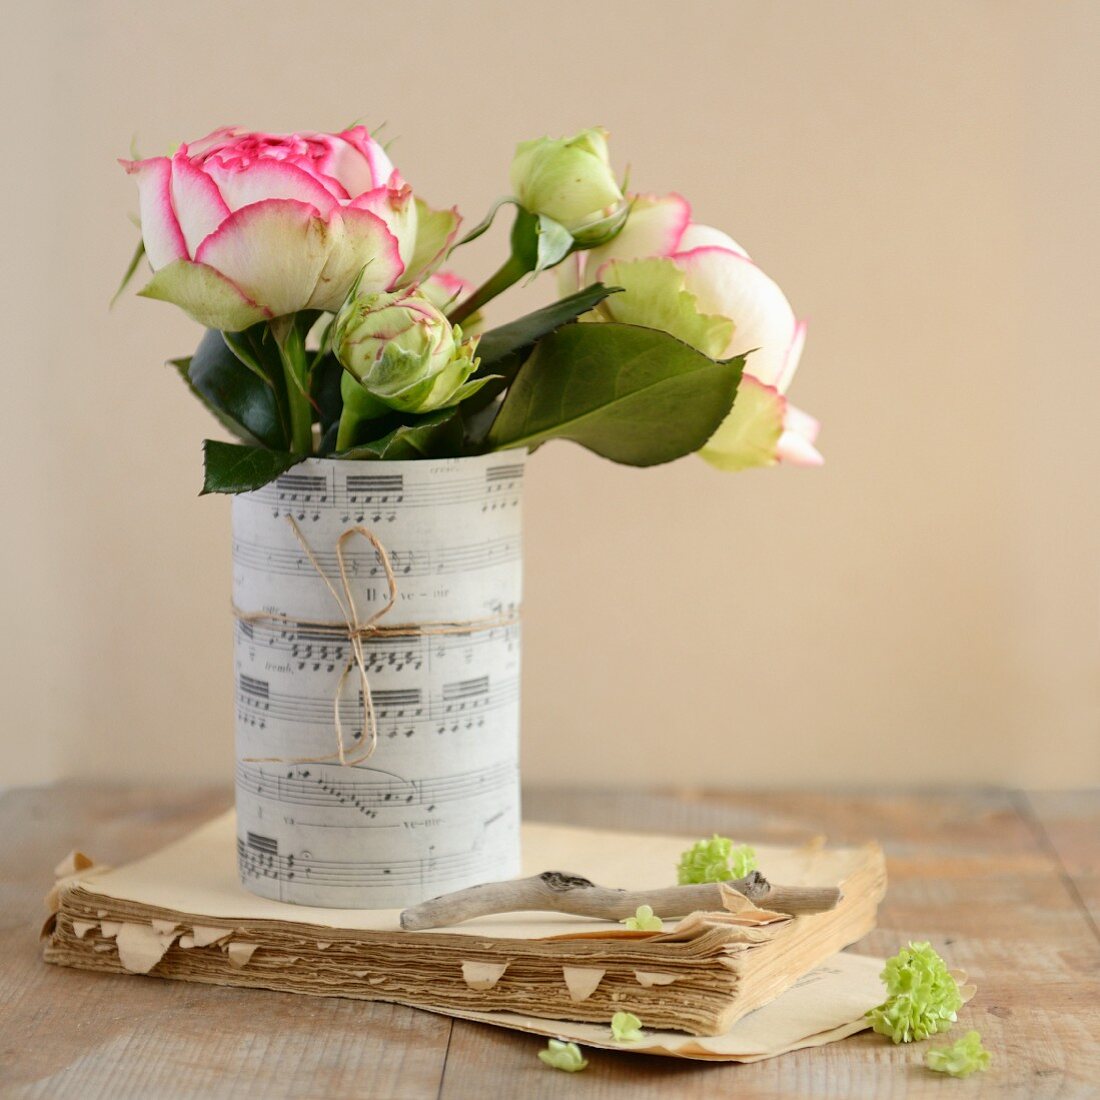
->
[[333, 288, 487, 446], [510, 127, 627, 244]]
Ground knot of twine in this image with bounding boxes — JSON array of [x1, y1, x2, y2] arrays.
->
[[233, 516, 518, 768]]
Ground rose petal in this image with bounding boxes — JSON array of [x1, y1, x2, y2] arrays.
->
[[776, 429, 824, 466], [170, 152, 230, 255], [337, 126, 395, 192], [138, 259, 271, 331], [182, 126, 243, 159], [397, 198, 461, 287], [307, 206, 403, 311], [784, 401, 820, 444], [203, 159, 339, 218], [777, 401, 823, 465], [775, 319, 807, 395], [120, 157, 187, 269], [674, 247, 797, 385], [583, 192, 692, 278], [698, 373, 786, 472], [196, 199, 332, 317], [676, 222, 749, 258], [420, 270, 473, 311], [349, 180, 418, 268]]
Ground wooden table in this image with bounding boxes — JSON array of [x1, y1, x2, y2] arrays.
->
[[2, 784, 1098, 1098]]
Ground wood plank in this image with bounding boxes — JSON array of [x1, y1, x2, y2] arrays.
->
[[5, 784, 1100, 1098], [437, 788, 1100, 1099], [0, 783, 452, 1100], [1020, 790, 1100, 937]]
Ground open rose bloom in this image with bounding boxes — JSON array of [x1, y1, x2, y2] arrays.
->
[[565, 192, 822, 471], [121, 127, 446, 331]]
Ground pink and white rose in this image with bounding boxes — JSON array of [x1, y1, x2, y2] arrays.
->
[[121, 126, 421, 331], [566, 192, 821, 470]]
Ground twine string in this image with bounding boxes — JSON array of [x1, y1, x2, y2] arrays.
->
[[233, 515, 517, 768]]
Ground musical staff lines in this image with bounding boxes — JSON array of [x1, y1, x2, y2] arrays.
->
[[235, 673, 517, 735], [233, 533, 520, 580], [250, 463, 524, 525], [235, 618, 518, 675], [231, 452, 524, 906], [235, 759, 517, 818], [236, 833, 499, 890]]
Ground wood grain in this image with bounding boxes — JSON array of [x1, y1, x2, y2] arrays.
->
[[439, 788, 1100, 1099], [0, 784, 451, 1100], [2, 784, 1099, 1099], [1020, 790, 1100, 938]]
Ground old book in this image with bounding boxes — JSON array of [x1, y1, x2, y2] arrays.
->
[[44, 816, 886, 1041]]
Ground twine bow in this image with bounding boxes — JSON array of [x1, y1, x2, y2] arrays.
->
[[234, 516, 516, 768]]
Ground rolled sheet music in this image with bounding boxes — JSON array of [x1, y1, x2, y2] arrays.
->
[[231, 451, 526, 908]]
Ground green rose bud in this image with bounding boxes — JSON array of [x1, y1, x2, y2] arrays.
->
[[510, 127, 626, 242], [334, 288, 483, 418]]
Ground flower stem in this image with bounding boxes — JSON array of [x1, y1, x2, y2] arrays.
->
[[448, 254, 528, 326], [271, 319, 313, 455]]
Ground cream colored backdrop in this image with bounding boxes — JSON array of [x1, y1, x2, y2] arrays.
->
[[4, 1, 1098, 788]]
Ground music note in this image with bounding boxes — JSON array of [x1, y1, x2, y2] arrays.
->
[[231, 452, 524, 907]]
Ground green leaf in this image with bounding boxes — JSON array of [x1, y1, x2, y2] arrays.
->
[[475, 283, 622, 372], [170, 357, 265, 448], [458, 283, 624, 446], [201, 440, 302, 495], [110, 238, 146, 307], [187, 328, 289, 449], [487, 323, 744, 466], [338, 408, 464, 461]]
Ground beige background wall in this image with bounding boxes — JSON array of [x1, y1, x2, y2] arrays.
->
[[3, 1, 1098, 789]]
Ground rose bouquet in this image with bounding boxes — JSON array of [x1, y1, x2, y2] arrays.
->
[[119, 124, 820, 491]]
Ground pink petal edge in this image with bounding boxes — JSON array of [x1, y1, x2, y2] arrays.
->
[[120, 156, 187, 269]]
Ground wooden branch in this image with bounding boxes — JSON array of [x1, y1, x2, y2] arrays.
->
[[399, 869, 842, 930]]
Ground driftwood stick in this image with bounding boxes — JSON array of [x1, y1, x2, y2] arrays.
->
[[399, 870, 842, 930]]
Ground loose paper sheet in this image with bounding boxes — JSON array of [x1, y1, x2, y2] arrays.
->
[[231, 452, 526, 908], [446, 953, 886, 1060]]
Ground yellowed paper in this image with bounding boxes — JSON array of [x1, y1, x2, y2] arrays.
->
[[44, 816, 889, 1059], [60, 813, 875, 939], [448, 955, 887, 1061]]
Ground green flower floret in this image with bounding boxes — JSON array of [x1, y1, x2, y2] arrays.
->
[[610, 1011, 644, 1042], [926, 1030, 992, 1077], [867, 942, 962, 1043], [538, 1039, 588, 1072], [677, 835, 757, 884], [621, 904, 663, 931]]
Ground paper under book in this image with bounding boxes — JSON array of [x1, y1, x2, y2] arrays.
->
[[44, 816, 886, 1054]]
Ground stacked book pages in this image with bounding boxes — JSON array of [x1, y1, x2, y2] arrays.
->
[[44, 816, 887, 1053]]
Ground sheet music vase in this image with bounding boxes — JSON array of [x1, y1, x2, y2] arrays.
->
[[231, 451, 525, 908]]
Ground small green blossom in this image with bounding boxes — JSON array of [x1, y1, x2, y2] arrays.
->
[[610, 1011, 644, 1042], [677, 835, 757, 884], [621, 904, 663, 931], [926, 1031, 992, 1077], [867, 942, 963, 1043], [538, 1039, 588, 1072]]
